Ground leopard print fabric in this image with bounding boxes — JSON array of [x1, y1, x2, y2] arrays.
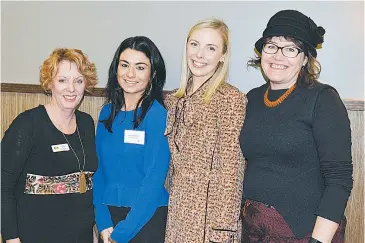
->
[[164, 81, 247, 243]]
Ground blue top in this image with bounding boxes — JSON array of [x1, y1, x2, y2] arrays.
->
[[93, 101, 170, 243]]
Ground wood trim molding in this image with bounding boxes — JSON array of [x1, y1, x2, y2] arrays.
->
[[343, 99, 364, 111], [1, 83, 105, 97], [1, 82, 364, 111]]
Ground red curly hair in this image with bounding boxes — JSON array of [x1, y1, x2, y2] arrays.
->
[[40, 48, 98, 93]]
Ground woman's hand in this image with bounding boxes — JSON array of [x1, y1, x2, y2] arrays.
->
[[100, 227, 113, 243], [6, 238, 21, 243]]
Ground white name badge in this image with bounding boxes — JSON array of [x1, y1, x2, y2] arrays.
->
[[51, 143, 70, 152], [124, 130, 145, 145]]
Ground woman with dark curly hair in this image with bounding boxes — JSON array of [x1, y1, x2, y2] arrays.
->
[[1, 48, 99, 243], [239, 10, 353, 243], [93, 36, 170, 243]]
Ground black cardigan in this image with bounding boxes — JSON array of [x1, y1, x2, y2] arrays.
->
[[239, 82, 353, 238]]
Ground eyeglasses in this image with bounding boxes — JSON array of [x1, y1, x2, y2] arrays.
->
[[263, 43, 303, 58]]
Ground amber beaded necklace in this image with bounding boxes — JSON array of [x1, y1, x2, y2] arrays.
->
[[264, 83, 297, 107]]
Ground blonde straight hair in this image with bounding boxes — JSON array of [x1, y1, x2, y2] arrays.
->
[[174, 18, 231, 103]]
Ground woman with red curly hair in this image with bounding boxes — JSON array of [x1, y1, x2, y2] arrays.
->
[[1, 48, 98, 243]]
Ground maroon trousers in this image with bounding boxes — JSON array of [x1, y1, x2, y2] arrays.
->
[[241, 200, 346, 243]]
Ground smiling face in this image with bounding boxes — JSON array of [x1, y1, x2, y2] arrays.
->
[[261, 36, 308, 89], [50, 60, 86, 111], [117, 48, 152, 100], [186, 28, 225, 83]]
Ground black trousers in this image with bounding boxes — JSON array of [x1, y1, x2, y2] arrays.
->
[[99, 206, 167, 243]]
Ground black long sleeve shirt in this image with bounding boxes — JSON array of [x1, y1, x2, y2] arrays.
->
[[240, 82, 353, 238], [1, 105, 98, 242]]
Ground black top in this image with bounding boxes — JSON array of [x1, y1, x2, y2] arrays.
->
[[1, 105, 98, 242], [239, 82, 353, 238]]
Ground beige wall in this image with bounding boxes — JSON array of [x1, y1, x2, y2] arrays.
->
[[1, 1, 364, 99]]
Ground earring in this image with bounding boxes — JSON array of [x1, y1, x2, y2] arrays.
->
[[45, 89, 52, 96], [299, 66, 305, 76], [145, 82, 152, 96]]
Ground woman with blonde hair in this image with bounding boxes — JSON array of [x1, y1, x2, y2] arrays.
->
[[1, 48, 98, 243], [164, 18, 247, 243]]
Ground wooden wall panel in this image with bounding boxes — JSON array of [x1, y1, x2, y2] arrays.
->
[[1, 92, 105, 137], [344, 110, 364, 243]]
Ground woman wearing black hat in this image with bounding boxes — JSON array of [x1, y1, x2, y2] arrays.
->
[[239, 10, 352, 243]]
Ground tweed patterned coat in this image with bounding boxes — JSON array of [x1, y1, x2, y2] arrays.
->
[[164, 81, 247, 243]]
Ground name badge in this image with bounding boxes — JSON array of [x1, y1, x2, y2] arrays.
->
[[51, 143, 70, 152], [124, 130, 145, 145]]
